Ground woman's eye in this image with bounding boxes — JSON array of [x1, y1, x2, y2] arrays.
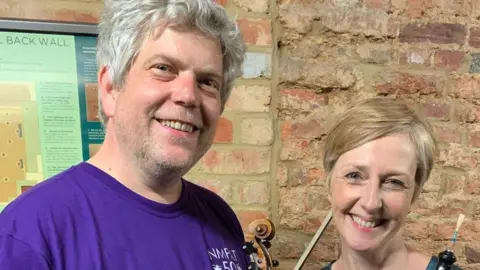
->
[[385, 179, 407, 189], [345, 172, 362, 180]]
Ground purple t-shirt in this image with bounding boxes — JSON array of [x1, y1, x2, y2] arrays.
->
[[0, 162, 250, 269]]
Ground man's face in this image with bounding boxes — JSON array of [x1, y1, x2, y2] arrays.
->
[[106, 26, 223, 175]]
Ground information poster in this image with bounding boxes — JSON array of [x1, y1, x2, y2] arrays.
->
[[0, 31, 103, 212]]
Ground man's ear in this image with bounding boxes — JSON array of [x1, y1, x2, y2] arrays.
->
[[98, 66, 118, 119]]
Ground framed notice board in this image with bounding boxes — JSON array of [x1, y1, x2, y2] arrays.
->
[[0, 18, 103, 212]]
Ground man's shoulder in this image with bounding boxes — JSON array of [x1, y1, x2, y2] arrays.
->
[[184, 179, 244, 234], [185, 179, 234, 211]]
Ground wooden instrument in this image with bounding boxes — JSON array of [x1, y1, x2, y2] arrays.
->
[[294, 210, 333, 270], [243, 219, 279, 270]]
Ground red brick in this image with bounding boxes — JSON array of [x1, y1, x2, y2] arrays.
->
[[468, 128, 480, 147], [278, 0, 322, 34], [422, 196, 473, 216], [449, 75, 480, 99], [465, 246, 480, 264], [405, 0, 433, 18], [0, 0, 100, 23], [422, 101, 451, 121], [442, 173, 466, 195], [432, 123, 463, 143], [276, 165, 288, 187], [233, 0, 268, 13], [280, 118, 326, 141], [195, 148, 271, 174], [289, 166, 326, 187], [279, 57, 357, 90], [430, 220, 461, 241], [279, 89, 329, 121], [454, 101, 480, 123], [279, 186, 330, 230], [399, 49, 432, 66], [434, 0, 469, 16], [225, 85, 271, 112], [364, 0, 391, 10], [356, 44, 394, 64], [52, 9, 98, 23], [237, 18, 272, 46], [236, 210, 270, 232], [239, 117, 273, 145], [473, 0, 480, 20], [438, 144, 478, 170], [213, 117, 233, 143], [465, 172, 480, 195], [195, 179, 233, 202], [433, 123, 463, 143], [404, 219, 431, 240], [376, 72, 441, 95], [279, 139, 324, 162], [271, 232, 307, 259], [399, 23, 466, 45], [469, 27, 480, 48], [320, 6, 395, 37], [434, 50, 465, 71], [237, 181, 269, 205], [461, 220, 480, 241]]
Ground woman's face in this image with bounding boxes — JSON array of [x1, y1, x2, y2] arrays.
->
[[329, 133, 417, 251]]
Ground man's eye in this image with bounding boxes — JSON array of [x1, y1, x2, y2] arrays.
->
[[199, 79, 219, 91], [154, 64, 172, 72]]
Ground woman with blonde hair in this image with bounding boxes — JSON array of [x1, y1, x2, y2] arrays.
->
[[320, 97, 463, 270]]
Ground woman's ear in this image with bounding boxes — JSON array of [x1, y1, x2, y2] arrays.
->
[[327, 176, 332, 203]]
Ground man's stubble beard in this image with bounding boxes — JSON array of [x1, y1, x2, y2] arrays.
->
[[128, 126, 212, 187]]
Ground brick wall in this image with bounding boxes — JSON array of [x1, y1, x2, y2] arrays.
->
[[2, 0, 480, 269]]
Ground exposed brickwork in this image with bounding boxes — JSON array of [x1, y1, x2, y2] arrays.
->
[[5, 0, 480, 269], [275, 0, 480, 268]]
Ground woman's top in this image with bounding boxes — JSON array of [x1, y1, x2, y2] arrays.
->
[[320, 256, 463, 270]]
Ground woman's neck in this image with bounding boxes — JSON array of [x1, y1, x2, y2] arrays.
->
[[335, 236, 409, 270]]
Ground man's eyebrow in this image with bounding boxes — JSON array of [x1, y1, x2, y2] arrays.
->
[[143, 54, 179, 68], [143, 53, 223, 81]]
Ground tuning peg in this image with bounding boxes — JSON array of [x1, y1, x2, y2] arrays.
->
[[243, 241, 258, 255], [261, 240, 271, 249]]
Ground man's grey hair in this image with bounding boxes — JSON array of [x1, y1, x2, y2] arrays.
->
[[96, 0, 247, 125]]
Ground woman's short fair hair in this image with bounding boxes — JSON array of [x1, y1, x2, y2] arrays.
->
[[96, 0, 246, 124], [323, 97, 438, 201]]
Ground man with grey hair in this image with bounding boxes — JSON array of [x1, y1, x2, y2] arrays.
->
[[0, 0, 251, 269]]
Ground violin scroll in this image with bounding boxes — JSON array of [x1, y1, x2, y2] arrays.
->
[[243, 219, 279, 270]]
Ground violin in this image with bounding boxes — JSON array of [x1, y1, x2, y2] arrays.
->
[[243, 219, 279, 270]]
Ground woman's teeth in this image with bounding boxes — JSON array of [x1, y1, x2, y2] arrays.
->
[[159, 120, 194, 133], [352, 215, 379, 228]]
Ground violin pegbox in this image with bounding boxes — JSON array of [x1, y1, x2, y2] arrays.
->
[[243, 219, 279, 270]]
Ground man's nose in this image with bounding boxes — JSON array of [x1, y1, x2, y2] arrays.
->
[[170, 72, 201, 108], [360, 180, 383, 212]]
